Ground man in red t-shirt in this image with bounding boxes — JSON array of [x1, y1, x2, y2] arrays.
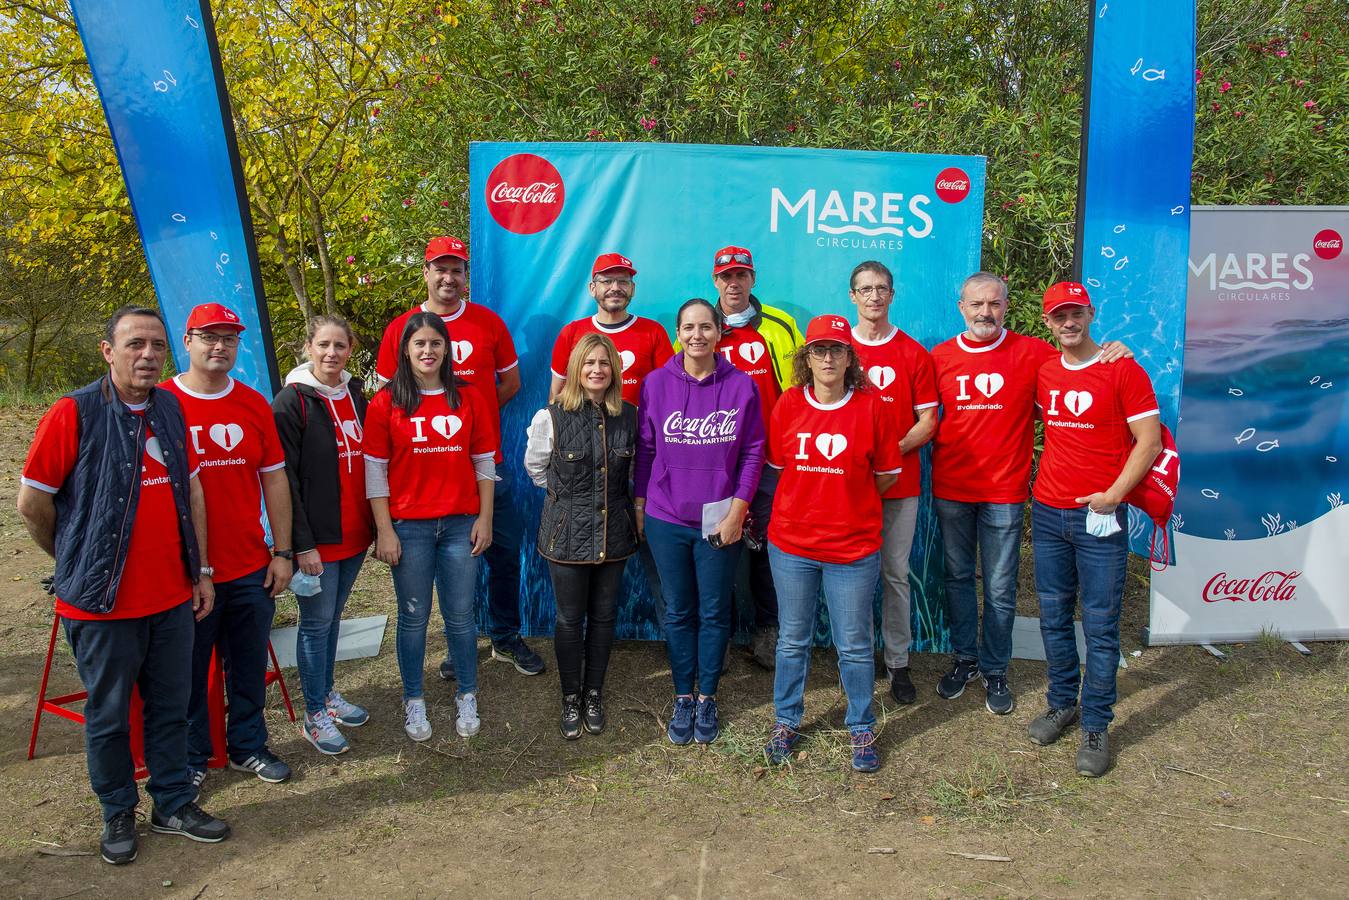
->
[[375, 237, 541, 678], [847, 261, 937, 706], [929, 272, 1131, 718], [163, 303, 295, 787], [549, 252, 673, 405], [1028, 282, 1161, 778], [18, 307, 230, 863]]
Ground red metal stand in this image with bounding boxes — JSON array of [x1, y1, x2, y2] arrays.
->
[[30, 611, 295, 775]]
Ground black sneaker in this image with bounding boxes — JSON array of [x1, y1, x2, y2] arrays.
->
[[491, 635, 546, 676], [582, 689, 606, 735], [228, 748, 292, 783], [150, 802, 230, 843], [438, 657, 456, 682], [888, 666, 917, 704], [1028, 705, 1080, 746], [559, 694, 582, 740], [100, 810, 138, 865], [1076, 729, 1111, 777], [936, 658, 980, 699], [189, 767, 207, 789], [982, 674, 1015, 715]]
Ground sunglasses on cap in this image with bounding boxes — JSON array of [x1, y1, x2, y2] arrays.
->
[[714, 251, 753, 268]]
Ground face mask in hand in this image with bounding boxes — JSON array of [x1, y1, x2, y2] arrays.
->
[[1085, 507, 1122, 538]]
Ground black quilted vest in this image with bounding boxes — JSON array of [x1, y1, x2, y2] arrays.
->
[[536, 400, 638, 564]]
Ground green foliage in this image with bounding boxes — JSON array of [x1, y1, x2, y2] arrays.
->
[[0, 0, 1344, 389]]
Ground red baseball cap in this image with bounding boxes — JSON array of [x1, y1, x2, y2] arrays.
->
[[425, 235, 468, 263], [1042, 281, 1092, 314], [712, 245, 754, 275], [185, 303, 245, 333], [804, 314, 853, 347], [591, 252, 636, 277]]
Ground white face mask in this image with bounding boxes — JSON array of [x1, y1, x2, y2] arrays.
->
[[723, 307, 754, 327], [1085, 507, 1122, 538]]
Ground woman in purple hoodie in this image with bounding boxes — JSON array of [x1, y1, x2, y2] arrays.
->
[[635, 298, 765, 745]]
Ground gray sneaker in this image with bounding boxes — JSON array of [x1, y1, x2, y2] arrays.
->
[[100, 810, 137, 865], [1076, 729, 1111, 777], [751, 625, 778, 670], [1028, 705, 1080, 745]]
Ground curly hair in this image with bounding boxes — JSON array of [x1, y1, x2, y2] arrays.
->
[[789, 343, 867, 391]]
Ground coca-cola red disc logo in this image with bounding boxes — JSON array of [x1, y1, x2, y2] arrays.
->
[[934, 167, 971, 203], [485, 154, 565, 234], [1313, 228, 1343, 260]]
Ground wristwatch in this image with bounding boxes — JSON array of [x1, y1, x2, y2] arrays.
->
[[272, 549, 294, 560], [199, 566, 214, 578]]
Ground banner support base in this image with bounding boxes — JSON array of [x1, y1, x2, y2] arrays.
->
[[1289, 641, 1312, 656], [1200, 643, 1228, 661]]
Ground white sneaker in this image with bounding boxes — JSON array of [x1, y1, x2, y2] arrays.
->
[[302, 709, 350, 755], [455, 692, 480, 737], [403, 698, 431, 742]]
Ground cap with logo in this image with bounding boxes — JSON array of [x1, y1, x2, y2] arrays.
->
[[712, 245, 754, 275], [186, 303, 245, 333], [804, 314, 853, 347], [591, 252, 636, 277], [1042, 281, 1092, 315], [425, 235, 468, 263]]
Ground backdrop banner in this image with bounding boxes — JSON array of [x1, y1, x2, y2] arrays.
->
[[71, 0, 278, 393], [1148, 206, 1349, 644], [470, 142, 985, 642]]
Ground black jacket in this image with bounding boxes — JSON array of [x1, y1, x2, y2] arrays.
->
[[272, 377, 369, 553], [53, 376, 199, 613], [537, 401, 638, 564]]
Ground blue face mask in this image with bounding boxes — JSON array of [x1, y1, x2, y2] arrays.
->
[[1085, 507, 1122, 538], [724, 307, 754, 328]]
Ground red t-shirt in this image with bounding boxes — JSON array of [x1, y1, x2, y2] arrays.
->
[[363, 386, 496, 520], [162, 377, 287, 583], [375, 301, 518, 461], [314, 390, 374, 562], [767, 386, 902, 564], [717, 325, 782, 430], [1034, 354, 1160, 509], [22, 396, 197, 620], [551, 315, 673, 406], [930, 330, 1058, 503], [852, 326, 938, 499]]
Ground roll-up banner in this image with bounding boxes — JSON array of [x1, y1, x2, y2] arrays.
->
[[1149, 207, 1349, 644], [70, 0, 278, 394], [470, 142, 985, 641], [1074, 1, 1196, 562]]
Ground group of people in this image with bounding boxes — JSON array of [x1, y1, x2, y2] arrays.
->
[[17, 236, 1162, 866]]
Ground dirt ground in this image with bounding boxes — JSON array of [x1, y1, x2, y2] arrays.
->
[[0, 402, 1345, 899]]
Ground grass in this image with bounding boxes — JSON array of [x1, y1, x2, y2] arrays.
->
[[0, 380, 66, 409]]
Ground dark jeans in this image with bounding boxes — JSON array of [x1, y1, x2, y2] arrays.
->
[[187, 565, 275, 767], [745, 466, 780, 628], [484, 469, 523, 642], [64, 600, 196, 821], [1030, 500, 1128, 733], [935, 498, 1024, 676], [548, 560, 624, 695], [645, 515, 741, 697]]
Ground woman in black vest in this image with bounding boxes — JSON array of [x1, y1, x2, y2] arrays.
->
[[524, 333, 638, 739]]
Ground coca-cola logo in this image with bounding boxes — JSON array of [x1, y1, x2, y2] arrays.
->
[[934, 167, 971, 203], [485, 154, 565, 234], [663, 408, 740, 440], [1202, 570, 1301, 603], [1313, 228, 1343, 261]]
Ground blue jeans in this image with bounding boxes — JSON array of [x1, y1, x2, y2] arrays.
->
[[392, 515, 479, 699], [296, 552, 366, 716], [483, 470, 522, 642], [644, 515, 740, 696], [187, 565, 275, 767], [935, 499, 1024, 676], [768, 544, 879, 732], [64, 600, 196, 821], [1030, 501, 1127, 732]]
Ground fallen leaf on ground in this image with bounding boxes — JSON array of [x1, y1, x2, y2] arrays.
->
[[920, 815, 936, 826]]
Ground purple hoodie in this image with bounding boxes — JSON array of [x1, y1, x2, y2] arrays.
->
[[634, 352, 766, 528]]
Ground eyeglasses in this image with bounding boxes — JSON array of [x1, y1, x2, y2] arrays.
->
[[852, 285, 893, 298], [592, 276, 633, 289], [714, 252, 752, 268], [807, 344, 849, 359], [189, 331, 240, 347]]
